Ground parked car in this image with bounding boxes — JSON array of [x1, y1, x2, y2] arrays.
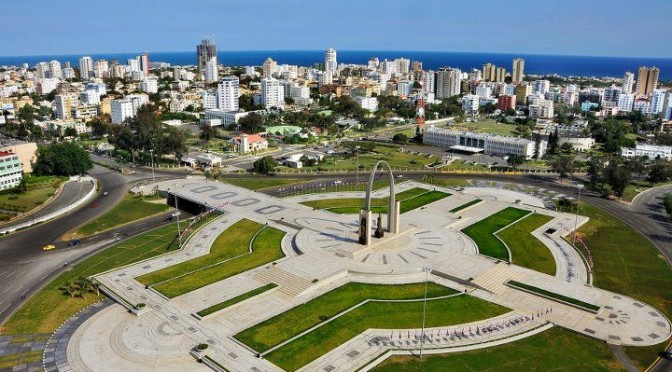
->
[[42, 244, 56, 251], [103, 191, 109, 196], [91, 203, 98, 208], [68, 239, 81, 247]]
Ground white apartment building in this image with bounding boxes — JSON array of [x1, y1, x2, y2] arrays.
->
[[202, 92, 218, 110], [139, 78, 158, 94], [55, 94, 77, 120], [261, 78, 284, 109], [532, 80, 550, 95], [111, 94, 148, 124], [397, 80, 413, 96], [621, 144, 672, 160], [529, 99, 554, 119], [355, 96, 378, 112], [325, 48, 337, 74], [436, 67, 461, 99], [217, 76, 239, 111], [423, 71, 435, 94], [79, 90, 100, 105], [205, 56, 218, 82], [623, 72, 634, 94], [37, 78, 59, 94], [0, 150, 23, 191], [203, 109, 261, 126], [48, 60, 62, 79], [462, 94, 480, 116], [79, 56, 93, 79], [648, 90, 666, 115], [618, 93, 634, 112], [423, 126, 545, 159], [475, 84, 493, 99], [127, 58, 140, 72]]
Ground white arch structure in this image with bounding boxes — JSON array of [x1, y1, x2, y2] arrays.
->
[[359, 160, 400, 245]]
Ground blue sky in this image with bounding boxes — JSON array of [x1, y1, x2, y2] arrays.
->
[[3, 0, 671, 57]]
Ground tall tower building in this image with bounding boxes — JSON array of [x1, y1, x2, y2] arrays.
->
[[197, 38, 217, 72], [496, 67, 506, 83], [512, 58, 525, 84], [325, 48, 337, 74], [217, 76, 239, 111], [205, 56, 219, 82], [636, 66, 660, 95], [261, 78, 284, 109], [262, 57, 277, 78], [436, 67, 461, 99], [622, 72, 634, 94], [482, 63, 495, 82], [79, 56, 93, 79], [48, 60, 62, 79], [139, 53, 149, 75]]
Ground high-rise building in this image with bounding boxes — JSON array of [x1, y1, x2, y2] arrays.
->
[[217, 76, 239, 111], [396, 58, 410, 75], [622, 72, 634, 94], [635, 66, 660, 95], [55, 94, 75, 120], [139, 53, 149, 75], [205, 56, 219, 82], [262, 58, 277, 78], [423, 71, 435, 95], [197, 38, 217, 71], [512, 58, 525, 84], [325, 48, 337, 74], [79, 56, 93, 79], [128, 58, 140, 72], [36, 62, 49, 79], [482, 63, 495, 82], [436, 67, 461, 99], [495, 67, 506, 83], [261, 78, 284, 109], [48, 60, 62, 79]]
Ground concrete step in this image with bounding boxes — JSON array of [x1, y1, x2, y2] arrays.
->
[[472, 264, 524, 295], [253, 267, 313, 298]]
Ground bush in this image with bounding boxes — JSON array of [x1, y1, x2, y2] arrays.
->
[[135, 303, 146, 309], [196, 343, 209, 351]]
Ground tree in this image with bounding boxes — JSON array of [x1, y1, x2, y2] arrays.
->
[[63, 127, 78, 137], [664, 194, 672, 220], [559, 142, 574, 154], [237, 113, 264, 133], [506, 154, 525, 169], [252, 156, 277, 174], [392, 133, 409, 145], [33, 142, 93, 176], [647, 160, 671, 185], [552, 155, 575, 180], [533, 134, 541, 159], [605, 159, 632, 198], [547, 128, 559, 155], [586, 155, 608, 192]]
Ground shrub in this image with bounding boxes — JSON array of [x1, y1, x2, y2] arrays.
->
[[196, 343, 209, 351]]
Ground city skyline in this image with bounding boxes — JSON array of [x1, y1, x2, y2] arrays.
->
[[3, 0, 672, 58]]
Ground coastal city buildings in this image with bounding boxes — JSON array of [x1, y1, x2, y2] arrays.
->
[[636, 66, 660, 95], [512, 58, 525, 84], [423, 126, 546, 159]]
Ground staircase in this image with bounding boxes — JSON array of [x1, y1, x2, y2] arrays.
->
[[472, 264, 525, 295], [253, 267, 313, 298]]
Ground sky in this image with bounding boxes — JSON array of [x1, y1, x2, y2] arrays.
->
[[3, 0, 672, 58]]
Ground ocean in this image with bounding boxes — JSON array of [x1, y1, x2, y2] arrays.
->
[[1, 50, 671, 80]]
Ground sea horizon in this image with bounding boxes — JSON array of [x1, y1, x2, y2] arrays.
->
[[2, 50, 672, 80]]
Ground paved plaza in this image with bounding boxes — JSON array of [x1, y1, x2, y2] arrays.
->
[[55, 177, 671, 371]]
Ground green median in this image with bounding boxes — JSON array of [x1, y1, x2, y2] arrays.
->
[[196, 283, 278, 317], [507, 280, 600, 312]]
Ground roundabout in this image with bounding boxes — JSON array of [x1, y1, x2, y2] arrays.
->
[[55, 169, 671, 372]]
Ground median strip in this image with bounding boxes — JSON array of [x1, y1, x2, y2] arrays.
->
[[506, 280, 600, 313]]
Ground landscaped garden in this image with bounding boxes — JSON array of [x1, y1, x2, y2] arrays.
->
[[374, 327, 625, 371], [137, 219, 285, 298], [461, 207, 531, 260], [0, 176, 67, 221], [498, 213, 555, 275], [235, 282, 508, 371], [300, 187, 450, 214], [70, 193, 170, 237]]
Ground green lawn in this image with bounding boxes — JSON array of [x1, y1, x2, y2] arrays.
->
[[507, 281, 599, 312], [144, 221, 286, 298], [2, 218, 211, 334], [565, 202, 672, 369], [220, 178, 307, 190], [72, 193, 171, 237], [0, 176, 66, 214], [0, 350, 43, 369], [498, 213, 555, 275], [449, 199, 482, 213], [452, 118, 517, 136], [266, 294, 509, 371], [461, 207, 531, 260], [301, 187, 450, 215], [235, 282, 457, 352], [374, 327, 624, 372], [196, 283, 278, 317]]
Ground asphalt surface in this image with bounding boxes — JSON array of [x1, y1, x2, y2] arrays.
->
[[0, 177, 94, 232]]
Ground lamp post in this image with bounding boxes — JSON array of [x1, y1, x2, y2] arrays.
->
[[355, 146, 361, 185], [419, 265, 432, 358], [173, 210, 182, 247], [573, 184, 584, 246], [149, 149, 155, 182]]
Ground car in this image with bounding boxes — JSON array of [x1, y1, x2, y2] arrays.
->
[[163, 216, 174, 222], [91, 203, 98, 208], [68, 239, 81, 247], [103, 191, 109, 196], [42, 244, 56, 251], [661, 351, 672, 360]]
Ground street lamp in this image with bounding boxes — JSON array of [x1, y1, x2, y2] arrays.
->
[[355, 146, 361, 185], [419, 265, 432, 358], [573, 183, 584, 246], [149, 149, 155, 182], [173, 211, 182, 247]]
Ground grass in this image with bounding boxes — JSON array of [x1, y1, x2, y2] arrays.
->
[[301, 187, 450, 215], [0, 350, 43, 369], [0, 176, 66, 213], [196, 283, 278, 317], [266, 294, 509, 371], [72, 193, 171, 236], [561, 201, 672, 369], [498, 213, 556, 276], [451, 118, 517, 136], [374, 327, 625, 372], [461, 207, 531, 260], [143, 221, 286, 298], [235, 282, 457, 352], [507, 280, 600, 312], [2, 218, 212, 335], [220, 178, 307, 191], [449, 199, 482, 213]]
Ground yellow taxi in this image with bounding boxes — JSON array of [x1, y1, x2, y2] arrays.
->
[[42, 244, 56, 251]]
